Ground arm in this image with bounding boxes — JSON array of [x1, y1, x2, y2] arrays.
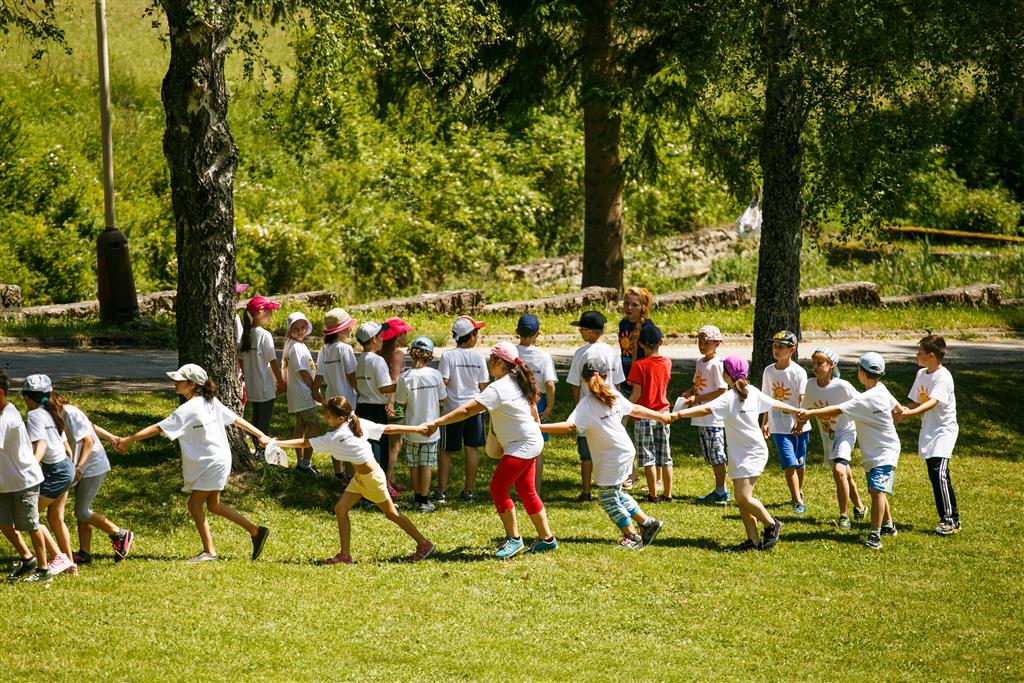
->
[[233, 415, 270, 446], [672, 405, 713, 421], [628, 383, 642, 403], [74, 435, 94, 481], [347, 371, 358, 396], [797, 405, 842, 422], [275, 436, 312, 450], [899, 397, 937, 418], [630, 404, 673, 425], [432, 400, 487, 428], [32, 440, 47, 464], [539, 420, 576, 435], [383, 423, 430, 436], [571, 385, 580, 403], [117, 424, 163, 452], [694, 387, 727, 405]]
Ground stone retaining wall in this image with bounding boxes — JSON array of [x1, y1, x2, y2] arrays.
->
[[654, 283, 751, 309], [482, 287, 618, 315]]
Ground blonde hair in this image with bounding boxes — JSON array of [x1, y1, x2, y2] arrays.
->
[[586, 373, 618, 408]]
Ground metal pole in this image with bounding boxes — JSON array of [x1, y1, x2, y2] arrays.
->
[[96, 0, 115, 228]]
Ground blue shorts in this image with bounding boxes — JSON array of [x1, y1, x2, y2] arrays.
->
[[771, 432, 809, 470], [537, 395, 549, 443], [866, 465, 896, 494], [577, 436, 592, 462], [440, 413, 485, 452]]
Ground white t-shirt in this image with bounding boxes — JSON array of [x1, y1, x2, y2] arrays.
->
[[0, 402, 44, 494], [804, 378, 859, 461], [569, 391, 636, 486], [707, 387, 780, 480], [476, 375, 543, 460], [908, 367, 958, 459], [286, 340, 319, 413], [157, 397, 236, 492], [691, 356, 727, 427], [63, 404, 111, 479], [516, 344, 558, 396], [438, 347, 489, 411], [238, 326, 278, 403], [566, 341, 625, 397], [356, 351, 394, 405], [837, 383, 902, 470], [317, 341, 358, 405], [234, 315, 243, 348], [761, 362, 811, 434], [308, 419, 386, 465], [396, 367, 446, 444], [26, 407, 69, 465]]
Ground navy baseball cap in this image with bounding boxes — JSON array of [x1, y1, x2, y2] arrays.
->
[[516, 313, 540, 336], [771, 330, 799, 347], [638, 324, 664, 347], [570, 310, 607, 330]]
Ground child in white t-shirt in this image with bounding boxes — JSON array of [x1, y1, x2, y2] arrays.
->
[[760, 330, 812, 513], [681, 324, 730, 505], [237, 296, 284, 456], [274, 396, 434, 564], [313, 308, 358, 481], [799, 352, 902, 550], [798, 347, 865, 530], [118, 364, 270, 563], [543, 357, 671, 549], [283, 312, 321, 473], [396, 337, 447, 513], [515, 313, 556, 491], [566, 310, 625, 502], [896, 334, 960, 536], [354, 321, 399, 480], [674, 356, 802, 551]]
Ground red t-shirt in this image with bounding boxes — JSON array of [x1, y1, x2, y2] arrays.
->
[[626, 356, 671, 413]]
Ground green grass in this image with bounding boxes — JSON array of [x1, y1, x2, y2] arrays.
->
[[1, 366, 1022, 680]]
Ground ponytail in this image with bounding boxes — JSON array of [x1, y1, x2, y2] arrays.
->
[[192, 379, 218, 401], [23, 390, 65, 432], [732, 378, 749, 401], [240, 310, 254, 353], [586, 374, 618, 408], [494, 358, 538, 404], [326, 396, 362, 437]]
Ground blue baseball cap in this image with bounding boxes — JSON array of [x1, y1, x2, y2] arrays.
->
[[858, 352, 886, 376], [638, 324, 664, 348], [516, 313, 540, 336], [410, 336, 434, 353]]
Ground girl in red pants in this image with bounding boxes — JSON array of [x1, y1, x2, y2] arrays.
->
[[426, 342, 556, 559]]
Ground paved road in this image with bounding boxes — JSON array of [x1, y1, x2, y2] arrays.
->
[[1, 337, 1020, 391]]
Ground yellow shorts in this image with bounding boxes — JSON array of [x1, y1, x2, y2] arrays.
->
[[345, 467, 390, 504]]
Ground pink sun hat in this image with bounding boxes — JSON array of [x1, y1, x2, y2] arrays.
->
[[323, 308, 356, 336]]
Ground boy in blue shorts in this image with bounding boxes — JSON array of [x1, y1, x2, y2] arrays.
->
[[800, 352, 902, 550], [761, 331, 811, 513]]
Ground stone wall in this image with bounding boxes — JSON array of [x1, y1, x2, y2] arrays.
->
[[349, 289, 484, 316], [0, 285, 22, 318], [482, 287, 618, 315], [654, 283, 751, 309]]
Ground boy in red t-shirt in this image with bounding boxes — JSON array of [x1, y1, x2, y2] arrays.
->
[[627, 325, 673, 501]]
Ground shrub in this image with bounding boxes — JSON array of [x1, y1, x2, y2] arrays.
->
[[902, 162, 1023, 235]]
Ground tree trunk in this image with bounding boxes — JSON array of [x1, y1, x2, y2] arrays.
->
[[753, 0, 804, 382], [160, 1, 254, 470], [580, 0, 624, 292]]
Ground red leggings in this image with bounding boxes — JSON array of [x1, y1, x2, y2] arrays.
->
[[490, 455, 544, 515]]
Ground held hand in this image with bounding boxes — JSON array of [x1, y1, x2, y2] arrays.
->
[[424, 422, 439, 437], [385, 403, 396, 418], [761, 423, 771, 440], [258, 434, 272, 448], [276, 382, 286, 396], [115, 437, 131, 454], [539, 407, 553, 421], [73, 467, 83, 484], [685, 395, 698, 406], [795, 410, 810, 423]]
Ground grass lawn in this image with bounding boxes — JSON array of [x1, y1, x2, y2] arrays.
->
[[1, 366, 1022, 681]]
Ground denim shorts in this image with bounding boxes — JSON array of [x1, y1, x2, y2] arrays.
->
[[771, 432, 809, 470], [40, 458, 74, 499], [867, 465, 896, 494], [577, 436, 592, 462]]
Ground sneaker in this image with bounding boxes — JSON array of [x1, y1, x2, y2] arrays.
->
[[575, 492, 593, 502], [431, 490, 447, 504], [297, 464, 320, 476], [618, 534, 643, 550], [387, 483, 401, 500], [495, 536, 526, 559], [836, 515, 852, 531], [392, 481, 407, 493], [661, 496, 674, 503], [322, 552, 354, 565], [415, 500, 436, 513], [251, 526, 270, 560], [729, 539, 760, 553], [865, 531, 882, 550], [7, 557, 36, 581], [646, 494, 660, 504], [640, 518, 663, 547], [112, 529, 134, 563], [792, 502, 807, 514], [853, 506, 866, 521], [934, 521, 960, 536], [761, 518, 783, 551], [334, 473, 351, 486], [187, 552, 219, 563], [46, 553, 74, 576], [408, 541, 435, 562], [526, 537, 559, 554], [73, 550, 93, 565], [23, 568, 52, 584], [698, 489, 731, 505], [881, 522, 898, 537], [458, 490, 475, 502]]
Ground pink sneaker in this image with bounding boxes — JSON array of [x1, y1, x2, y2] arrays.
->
[[322, 552, 354, 565], [386, 483, 401, 500], [46, 553, 75, 576], [111, 529, 134, 563], [408, 541, 435, 562]]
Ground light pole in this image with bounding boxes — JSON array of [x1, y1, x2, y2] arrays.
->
[[94, 0, 139, 324]]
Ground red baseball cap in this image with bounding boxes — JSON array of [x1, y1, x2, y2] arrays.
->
[[381, 317, 413, 341], [246, 296, 281, 314]]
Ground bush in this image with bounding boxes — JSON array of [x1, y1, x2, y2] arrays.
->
[[902, 162, 1023, 235]]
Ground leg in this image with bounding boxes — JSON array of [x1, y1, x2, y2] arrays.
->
[[43, 492, 73, 559], [832, 462, 850, 516], [534, 454, 544, 494], [927, 458, 956, 524], [27, 528, 49, 569], [410, 466, 422, 497], [206, 491, 259, 536], [847, 467, 864, 510], [511, 459, 552, 540], [437, 451, 452, 494], [660, 466, 673, 499], [581, 460, 593, 496], [387, 434, 403, 485], [1, 524, 31, 559], [644, 465, 657, 496], [797, 465, 805, 491], [334, 492, 361, 557], [733, 477, 774, 527], [74, 474, 119, 553], [376, 498, 429, 546], [713, 463, 727, 491], [490, 456, 521, 538], [870, 490, 887, 529], [292, 418, 308, 467], [784, 467, 802, 504], [187, 491, 216, 556], [464, 446, 479, 493]]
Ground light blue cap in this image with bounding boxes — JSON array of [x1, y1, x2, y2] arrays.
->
[[858, 352, 886, 376]]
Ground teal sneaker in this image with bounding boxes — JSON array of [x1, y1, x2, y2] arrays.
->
[[698, 489, 731, 505], [837, 515, 852, 530], [526, 537, 559, 554], [495, 537, 525, 559], [792, 502, 807, 514], [880, 522, 898, 537], [852, 506, 866, 521]]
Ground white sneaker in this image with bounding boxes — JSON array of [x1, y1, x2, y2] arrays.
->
[[188, 552, 219, 563], [46, 553, 75, 576]]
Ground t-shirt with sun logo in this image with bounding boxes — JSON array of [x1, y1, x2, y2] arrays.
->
[[908, 366, 958, 459], [761, 362, 811, 435], [690, 356, 727, 428], [804, 377, 858, 458]]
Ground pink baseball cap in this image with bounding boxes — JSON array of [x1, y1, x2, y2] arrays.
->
[[381, 317, 413, 341], [490, 341, 520, 364], [234, 282, 250, 295], [246, 296, 281, 314]]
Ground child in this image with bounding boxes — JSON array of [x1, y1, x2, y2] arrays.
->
[[760, 330, 811, 513], [627, 324, 673, 502], [117, 364, 270, 562], [237, 296, 284, 455], [426, 342, 556, 558], [436, 316, 489, 503], [273, 396, 434, 564], [682, 325, 730, 505], [673, 356, 802, 551], [354, 321, 398, 476], [543, 357, 669, 549], [381, 317, 413, 494], [284, 312, 321, 474], [897, 334, 960, 536], [798, 353, 902, 550], [22, 374, 77, 575], [567, 310, 625, 501], [51, 391, 134, 564], [396, 336, 446, 512], [313, 308, 358, 480], [514, 313, 556, 491], [0, 369, 54, 583], [618, 287, 657, 388], [800, 347, 865, 529]]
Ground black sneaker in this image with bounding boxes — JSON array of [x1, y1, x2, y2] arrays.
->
[[761, 518, 783, 551], [459, 490, 475, 502], [640, 518, 663, 547], [23, 568, 52, 584], [865, 531, 882, 550], [729, 539, 760, 553], [297, 464, 320, 476], [7, 557, 36, 582], [431, 490, 447, 503], [880, 522, 898, 537], [251, 526, 270, 560]]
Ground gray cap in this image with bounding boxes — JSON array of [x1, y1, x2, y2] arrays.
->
[[356, 321, 383, 344], [24, 374, 53, 393], [858, 352, 886, 376]]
